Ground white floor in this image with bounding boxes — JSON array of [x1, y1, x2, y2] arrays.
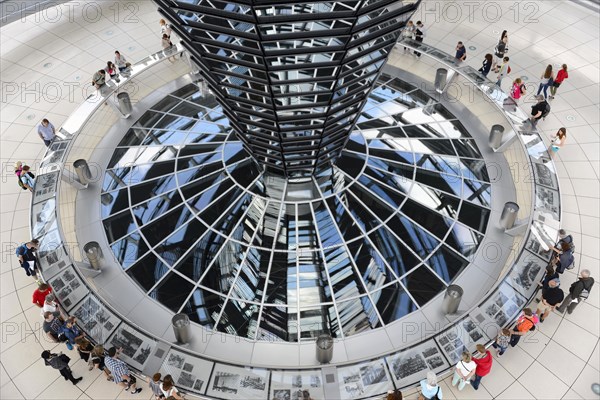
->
[[1, 1, 598, 399]]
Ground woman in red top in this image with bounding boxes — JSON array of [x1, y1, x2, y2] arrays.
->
[[550, 64, 568, 99], [471, 344, 493, 390], [32, 283, 53, 308]]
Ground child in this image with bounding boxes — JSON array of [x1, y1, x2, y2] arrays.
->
[[492, 328, 511, 356], [149, 373, 163, 400]]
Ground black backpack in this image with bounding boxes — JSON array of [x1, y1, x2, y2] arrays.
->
[[541, 102, 551, 118]]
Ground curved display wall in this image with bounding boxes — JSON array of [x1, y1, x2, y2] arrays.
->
[[31, 40, 561, 400]]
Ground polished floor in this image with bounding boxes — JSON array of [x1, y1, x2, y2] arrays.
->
[[1, 1, 599, 399]]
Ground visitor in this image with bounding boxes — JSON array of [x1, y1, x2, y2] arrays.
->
[[451, 351, 476, 391], [40, 293, 64, 320], [37, 118, 56, 146], [92, 69, 106, 89], [159, 18, 172, 40], [510, 77, 526, 102], [526, 95, 550, 127], [19, 165, 35, 192], [536, 64, 554, 99], [75, 337, 94, 362], [105, 347, 143, 394], [495, 56, 510, 87], [60, 316, 85, 348], [419, 371, 442, 399], [471, 344, 492, 390], [509, 308, 538, 347], [32, 283, 53, 308], [105, 61, 120, 83], [557, 269, 594, 314], [162, 33, 176, 62], [160, 374, 184, 399], [553, 229, 574, 252], [386, 389, 402, 399], [402, 21, 415, 52], [492, 328, 511, 356], [455, 41, 466, 62], [492, 31, 508, 72], [16, 239, 39, 280], [41, 350, 82, 385], [549, 64, 568, 99], [553, 241, 574, 274], [548, 127, 567, 159], [538, 265, 560, 292], [479, 53, 493, 77], [149, 372, 163, 400], [413, 21, 425, 57], [536, 279, 564, 322], [114, 51, 131, 72], [42, 311, 63, 343], [91, 345, 113, 381]]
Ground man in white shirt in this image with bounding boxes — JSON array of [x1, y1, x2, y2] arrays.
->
[[38, 118, 55, 146]]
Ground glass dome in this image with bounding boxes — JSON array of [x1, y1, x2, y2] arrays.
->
[[101, 75, 491, 342]]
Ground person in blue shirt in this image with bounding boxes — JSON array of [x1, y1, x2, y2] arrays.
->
[[455, 41, 466, 62], [20, 165, 35, 192], [61, 316, 85, 349], [420, 371, 443, 399]]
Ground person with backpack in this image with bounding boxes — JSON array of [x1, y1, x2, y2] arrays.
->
[[557, 269, 594, 314], [41, 350, 82, 385], [495, 56, 510, 87], [510, 77, 526, 102], [536, 279, 564, 322], [16, 239, 40, 280], [19, 165, 35, 192], [549, 64, 568, 99], [526, 95, 550, 127], [509, 308, 538, 347], [553, 241, 574, 274], [418, 371, 442, 400], [552, 229, 574, 252]]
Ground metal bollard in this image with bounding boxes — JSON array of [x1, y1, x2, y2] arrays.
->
[[83, 242, 103, 270], [117, 92, 132, 115], [73, 159, 92, 185], [316, 334, 334, 364], [489, 124, 505, 149], [500, 202, 520, 230], [442, 285, 463, 314], [172, 313, 191, 344], [435, 68, 448, 91]]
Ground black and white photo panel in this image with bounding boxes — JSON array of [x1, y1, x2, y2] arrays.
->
[[206, 363, 270, 400], [270, 369, 325, 400], [160, 348, 214, 395]]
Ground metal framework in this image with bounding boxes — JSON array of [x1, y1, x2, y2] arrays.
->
[[154, 0, 420, 177]]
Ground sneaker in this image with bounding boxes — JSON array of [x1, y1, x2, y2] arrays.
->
[[131, 388, 142, 394]]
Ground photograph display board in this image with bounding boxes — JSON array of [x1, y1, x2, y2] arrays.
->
[[385, 340, 449, 388], [525, 227, 554, 261], [107, 324, 157, 371], [71, 294, 120, 344], [435, 316, 488, 365], [41, 140, 69, 167], [506, 250, 548, 298], [48, 265, 89, 312], [31, 199, 56, 238], [32, 171, 59, 204], [38, 228, 70, 279], [479, 282, 527, 330], [336, 359, 393, 400], [206, 363, 270, 400], [161, 348, 214, 395], [535, 186, 560, 220], [270, 369, 325, 400], [533, 161, 558, 190]]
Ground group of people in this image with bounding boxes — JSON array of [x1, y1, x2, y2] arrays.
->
[[91, 50, 131, 90]]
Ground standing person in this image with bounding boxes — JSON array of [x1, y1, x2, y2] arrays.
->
[[42, 311, 63, 343], [509, 308, 538, 347], [105, 61, 120, 83], [455, 41, 467, 63], [557, 269, 594, 314], [41, 351, 82, 385], [19, 165, 35, 192], [162, 34, 177, 62], [92, 69, 106, 90], [32, 283, 53, 308], [553, 229, 574, 252], [451, 351, 476, 391], [413, 21, 425, 57], [401, 20, 415, 52], [75, 337, 94, 362], [526, 95, 550, 127], [536, 279, 564, 322], [552, 241, 574, 273], [159, 18, 172, 40], [495, 57, 510, 87], [492, 328, 511, 356], [536, 64, 554, 99], [160, 374, 184, 399], [478, 53, 493, 77], [548, 127, 567, 159], [510, 77, 526, 101], [105, 347, 143, 394], [60, 316, 85, 348], [37, 118, 56, 146], [114, 51, 130, 72], [149, 373, 163, 400], [538, 265, 560, 292], [15, 239, 39, 279], [91, 345, 113, 381], [471, 344, 493, 390], [419, 371, 442, 400], [492, 33, 508, 72], [549, 64, 568, 99], [41, 293, 65, 320], [386, 389, 403, 400]]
